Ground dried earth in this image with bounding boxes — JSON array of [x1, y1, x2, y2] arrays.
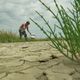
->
[[0, 41, 80, 80]]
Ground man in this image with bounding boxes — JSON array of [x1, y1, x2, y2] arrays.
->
[[19, 21, 31, 40]]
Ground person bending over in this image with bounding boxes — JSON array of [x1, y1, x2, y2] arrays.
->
[[19, 21, 31, 40]]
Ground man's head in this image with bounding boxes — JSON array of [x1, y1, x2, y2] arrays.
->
[[26, 21, 30, 25]]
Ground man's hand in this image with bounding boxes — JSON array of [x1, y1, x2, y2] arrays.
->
[[29, 32, 32, 35]]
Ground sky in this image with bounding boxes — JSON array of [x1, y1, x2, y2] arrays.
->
[[0, 0, 73, 38]]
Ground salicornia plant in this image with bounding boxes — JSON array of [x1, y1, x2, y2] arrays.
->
[[30, 0, 80, 63]]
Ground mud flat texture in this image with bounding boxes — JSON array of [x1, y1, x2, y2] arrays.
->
[[0, 41, 80, 80]]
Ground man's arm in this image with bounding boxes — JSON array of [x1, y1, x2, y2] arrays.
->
[[27, 27, 31, 35]]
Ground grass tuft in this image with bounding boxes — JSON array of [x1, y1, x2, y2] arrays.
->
[[0, 30, 25, 43], [0, 30, 50, 43]]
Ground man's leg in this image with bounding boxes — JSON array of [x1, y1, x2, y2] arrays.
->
[[23, 31, 27, 40], [19, 30, 22, 39]]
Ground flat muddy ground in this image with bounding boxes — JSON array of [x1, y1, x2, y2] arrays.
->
[[0, 41, 80, 80]]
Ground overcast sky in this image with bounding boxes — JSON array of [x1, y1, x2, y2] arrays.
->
[[0, 0, 73, 38]]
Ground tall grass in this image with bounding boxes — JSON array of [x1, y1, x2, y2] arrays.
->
[[0, 30, 50, 43], [0, 30, 25, 42], [30, 0, 80, 63]]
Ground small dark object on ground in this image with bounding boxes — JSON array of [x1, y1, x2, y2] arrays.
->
[[42, 72, 47, 76], [50, 55, 58, 59], [36, 72, 48, 80], [69, 71, 75, 76], [38, 59, 49, 63], [22, 46, 28, 49], [38, 55, 58, 63]]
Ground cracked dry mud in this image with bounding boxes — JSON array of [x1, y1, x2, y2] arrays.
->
[[0, 41, 80, 80]]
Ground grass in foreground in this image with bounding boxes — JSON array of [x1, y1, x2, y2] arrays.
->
[[31, 0, 80, 63]]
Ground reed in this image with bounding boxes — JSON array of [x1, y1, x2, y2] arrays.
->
[[30, 0, 80, 63]]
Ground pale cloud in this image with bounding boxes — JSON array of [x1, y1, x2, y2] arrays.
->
[[0, 0, 73, 38]]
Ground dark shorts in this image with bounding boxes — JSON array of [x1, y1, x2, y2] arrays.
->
[[19, 29, 27, 38]]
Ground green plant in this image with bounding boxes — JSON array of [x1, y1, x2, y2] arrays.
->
[[30, 0, 80, 63], [0, 30, 25, 42], [0, 30, 50, 42]]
